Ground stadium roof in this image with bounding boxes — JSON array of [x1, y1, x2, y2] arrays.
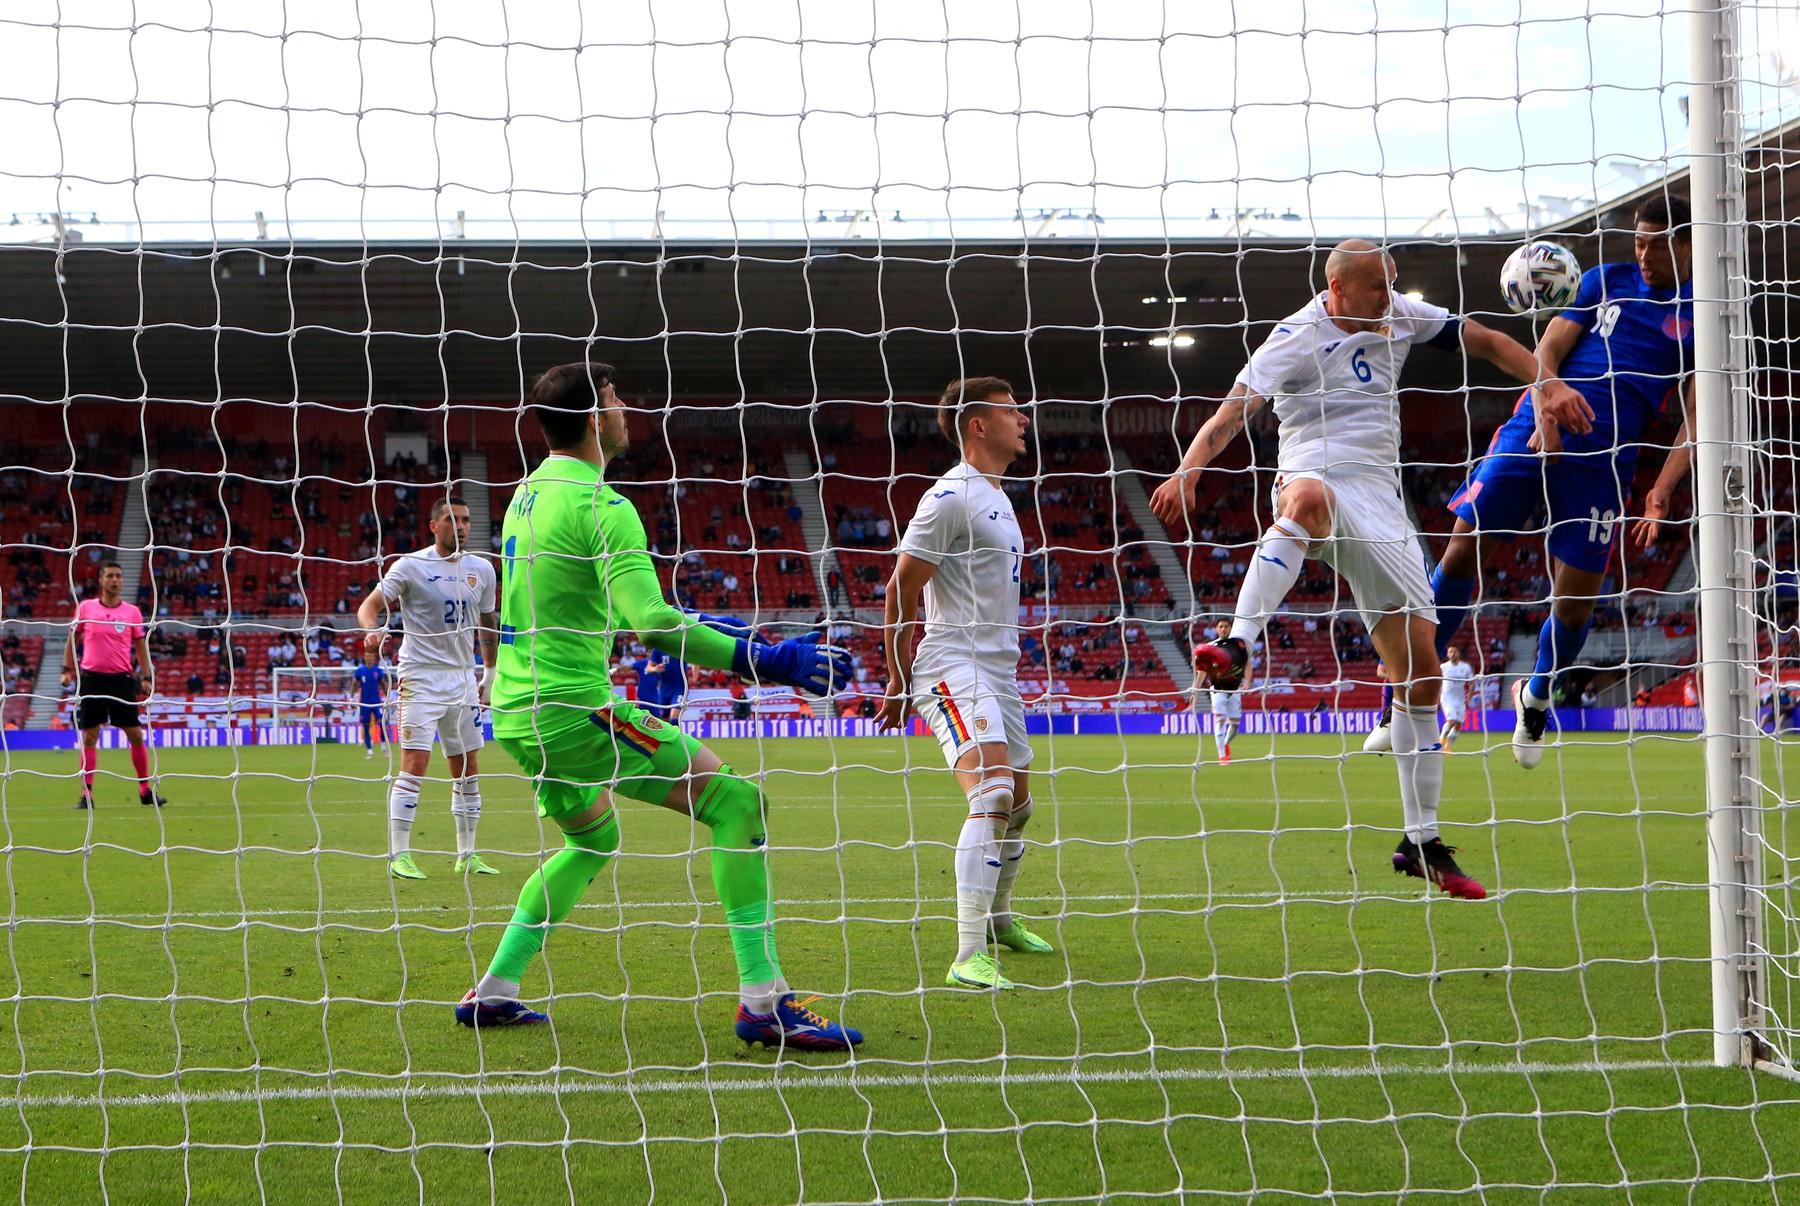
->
[[0, 235, 1548, 404], [2, 116, 1793, 408]]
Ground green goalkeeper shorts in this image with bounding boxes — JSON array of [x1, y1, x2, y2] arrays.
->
[[497, 702, 708, 820]]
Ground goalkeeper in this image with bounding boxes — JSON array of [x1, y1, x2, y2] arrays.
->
[[456, 362, 863, 1052]]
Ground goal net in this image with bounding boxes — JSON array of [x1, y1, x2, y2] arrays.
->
[[0, 1, 1796, 1201]]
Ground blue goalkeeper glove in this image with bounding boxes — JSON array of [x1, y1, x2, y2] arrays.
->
[[681, 609, 773, 646], [732, 632, 854, 696]]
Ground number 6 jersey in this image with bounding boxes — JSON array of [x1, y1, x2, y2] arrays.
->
[[377, 548, 497, 674], [1234, 290, 1457, 480]]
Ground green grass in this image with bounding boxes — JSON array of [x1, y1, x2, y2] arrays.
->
[[0, 730, 1795, 1204]]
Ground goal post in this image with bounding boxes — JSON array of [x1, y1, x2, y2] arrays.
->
[[1690, 0, 1771, 1072], [270, 664, 386, 739]]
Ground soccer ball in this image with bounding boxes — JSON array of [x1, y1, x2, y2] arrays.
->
[[1499, 241, 1582, 314]]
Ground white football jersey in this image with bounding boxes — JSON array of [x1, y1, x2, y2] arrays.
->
[[1235, 291, 1455, 478], [898, 461, 1024, 682], [1441, 660, 1476, 710], [377, 548, 497, 673]]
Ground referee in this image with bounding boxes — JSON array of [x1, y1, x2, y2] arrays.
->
[[61, 561, 166, 810]]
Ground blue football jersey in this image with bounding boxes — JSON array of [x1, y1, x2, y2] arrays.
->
[[633, 651, 685, 706], [1494, 262, 1693, 474], [353, 664, 386, 704]]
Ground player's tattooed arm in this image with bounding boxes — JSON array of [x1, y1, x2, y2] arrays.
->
[[1149, 384, 1264, 527], [476, 610, 500, 700], [1631, 378, 1697, 551]]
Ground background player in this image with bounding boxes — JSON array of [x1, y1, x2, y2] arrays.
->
[[1438, 645, 1477, 749], [62, 561, 165, 810], [1205, 618, 1249, 763], [1428, 194, 1695, 768], [633, 645, 688, 722], [357, 496, 500, 879], [460, 361, 862, 1051], [353, 649, 389, 760], [878, 376, 1055, 994], [1149, 239, 1580, 900]]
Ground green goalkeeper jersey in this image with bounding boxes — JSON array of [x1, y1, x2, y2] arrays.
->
[[492, 454, 736, 737]]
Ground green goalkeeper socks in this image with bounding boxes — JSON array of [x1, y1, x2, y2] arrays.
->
[[693, 770, 784, 987], [483, 771, 783, 992], [485, 808, 619, 985]]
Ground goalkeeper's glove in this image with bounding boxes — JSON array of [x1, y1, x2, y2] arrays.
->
[[681, 609, 773, 646], [732, 632, 854, 696]]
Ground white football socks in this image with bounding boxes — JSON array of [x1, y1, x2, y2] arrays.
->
[[955, 777, 1014, 961], [388, 772, 421, 857], [1390, 703, 1444, 844], [451, 776, 483, 859], [1229, 516, 1310, 646], [988, 799, 1032, 935]]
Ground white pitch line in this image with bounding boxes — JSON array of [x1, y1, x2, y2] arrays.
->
[[0, 797, 1389, 819], [10, 883, 1707, 926], [5, 1057, 1732, 1111]]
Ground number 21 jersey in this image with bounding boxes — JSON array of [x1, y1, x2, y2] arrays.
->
[[377, 548, 497, 673]]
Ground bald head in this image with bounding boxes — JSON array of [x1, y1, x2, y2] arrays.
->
[[1322, 238, 1396, 329], [1325, 238, 1394, 287]]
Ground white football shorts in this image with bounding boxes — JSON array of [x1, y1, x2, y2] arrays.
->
[[396, 668, 485, 757], [1276, 470, 1438, 634], [912, 663, 1032, 770]]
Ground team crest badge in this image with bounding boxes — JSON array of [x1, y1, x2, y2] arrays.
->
[[402, 726, 416, 741], [975, 716, 989, 733], [1662, 315, 1692, 341], [112, 622, 125, 633], [466, 573, 479, 590]]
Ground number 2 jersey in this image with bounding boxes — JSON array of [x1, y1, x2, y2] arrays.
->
[[1488, 262, 1694, 477], [897, 461, 1024, 685], [376, 548, 497, 674]]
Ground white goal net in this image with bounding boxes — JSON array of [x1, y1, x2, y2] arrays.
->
[[0, 2, 1796, 1202]]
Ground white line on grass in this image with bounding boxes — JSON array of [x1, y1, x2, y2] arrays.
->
[[7, 1057, 1731, 1111], [13, 883, 1706, 926]]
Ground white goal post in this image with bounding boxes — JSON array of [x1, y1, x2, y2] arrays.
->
[[270, 665, 386, 734]]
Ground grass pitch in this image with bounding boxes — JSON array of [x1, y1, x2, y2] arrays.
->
[[0, 729, 1795, 1204]]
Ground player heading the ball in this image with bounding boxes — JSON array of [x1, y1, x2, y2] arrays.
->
[[879, 377, 1056, 994], [459, 361, 862, 1051], [357, 495, 500, 880], [1150, 238, 1588, 901], [1432, 194, 1696, 768]]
